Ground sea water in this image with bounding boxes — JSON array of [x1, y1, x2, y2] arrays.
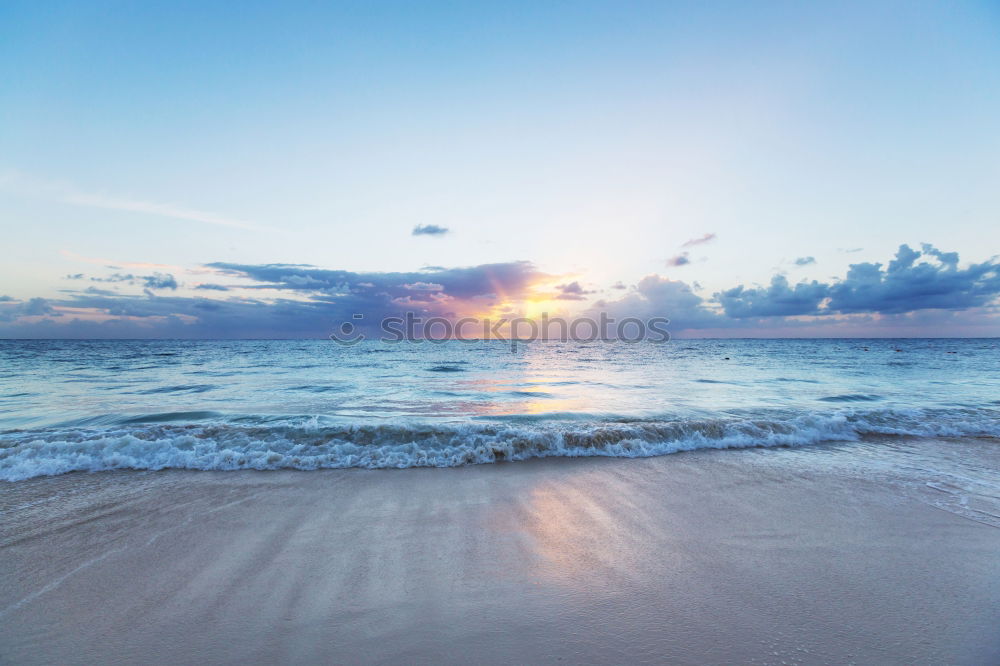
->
[[0, 338, 998, 482]]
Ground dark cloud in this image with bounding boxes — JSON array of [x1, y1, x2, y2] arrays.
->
[[143, 273, 178, 290], [826, 244, 999, 314], [85, 272, 177, 290], [681, 233, 716, 248], [205, 261, 543, 305], [717, 244, 1000, 317], [91, 273, 136, 283], [794, 256, 816, 266], [412, 224, 450, 236], [666, 252, 691, 267], [717, 275, 829, 317], [21, 298, 53, 316], [0, 297, 57, 322], [194, 284, 230, 291], [920, 243, 958, 269], [65, 273, 84, 280], [0, 261, 550, 338]]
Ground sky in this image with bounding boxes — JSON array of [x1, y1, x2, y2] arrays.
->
[[1, 0, 999, 338]]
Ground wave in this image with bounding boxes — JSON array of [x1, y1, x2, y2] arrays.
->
[[284, 385, 346, 393], [817, 393, 883, 402], [135, 384, 217, 395], [2, 407, 998, 482]]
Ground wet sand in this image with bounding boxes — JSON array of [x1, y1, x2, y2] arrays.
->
[[2, 439, 999, 665]]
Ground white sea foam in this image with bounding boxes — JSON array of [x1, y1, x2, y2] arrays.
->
[[2, 408, 997, 481]]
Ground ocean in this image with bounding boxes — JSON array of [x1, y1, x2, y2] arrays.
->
[[1, 338, 998, 482]]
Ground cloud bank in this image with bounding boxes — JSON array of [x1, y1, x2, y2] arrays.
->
[[717, 244, 999, 318], [1, 244, 997, 338]]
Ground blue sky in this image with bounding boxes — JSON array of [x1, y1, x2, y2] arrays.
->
[[1, 1, 999, 337]]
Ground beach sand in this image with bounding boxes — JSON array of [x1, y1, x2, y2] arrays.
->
[[2, 438, 998, 665]]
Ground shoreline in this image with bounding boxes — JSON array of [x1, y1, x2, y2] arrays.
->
[[2, 439, 999, 664]]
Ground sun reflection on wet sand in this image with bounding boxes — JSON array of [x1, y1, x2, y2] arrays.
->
[[501, 467, 678, 589]]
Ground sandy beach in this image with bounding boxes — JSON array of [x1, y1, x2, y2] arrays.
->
[[2, 437, 998, 665]]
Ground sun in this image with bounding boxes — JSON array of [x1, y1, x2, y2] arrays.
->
[[522, 298, 561, 321]]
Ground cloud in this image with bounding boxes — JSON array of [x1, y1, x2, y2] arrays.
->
[[205, 260, 545, 305], [412, 224, 450, 236], [67, 192, 263, 230], [920, 243, 958, 269], [794, 256, 816, 266], [142, 273, 178, 290], [402, 282, 445, 291], [85, 272, 178, 290], [681, 233, 716, 248], [83, 287, 119, 296], [717, 244, 1000, 317], [591, 275, 722, 330], [22, 298, 54, 316], [553, 281, 596, 301], [717, 275, 829, 317], [90, 273, 136, 283], [826, 244, 999, 314], [665, 234, 715, 268], [0, 297, 57, 322], [1, 171, 264, 231]]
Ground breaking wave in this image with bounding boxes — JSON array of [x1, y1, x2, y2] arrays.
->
[[2, 407, 998, 481]]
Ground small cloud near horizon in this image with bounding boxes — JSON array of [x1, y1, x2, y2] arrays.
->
[[554, 281, 596, 300], [794, 256, 816, 266], [667, 252, 691, 267], [412, 224, 450, 236]]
